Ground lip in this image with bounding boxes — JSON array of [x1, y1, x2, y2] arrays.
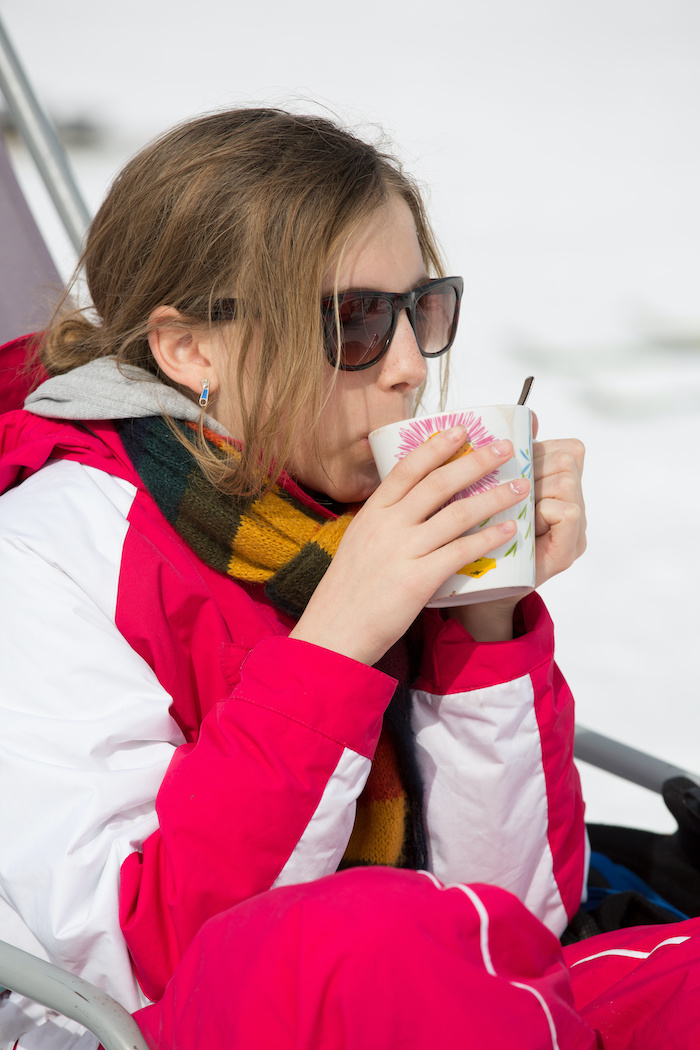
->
[[368, 413, 413, 440]]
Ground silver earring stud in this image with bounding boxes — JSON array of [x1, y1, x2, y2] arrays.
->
[[199, 378, 210, 408]]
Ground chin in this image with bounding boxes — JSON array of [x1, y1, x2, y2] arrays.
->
[[299, 454, 380, 505], [331, 475, 380, 504]]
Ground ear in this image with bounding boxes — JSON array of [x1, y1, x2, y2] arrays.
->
[[148, 306, 218, 397]]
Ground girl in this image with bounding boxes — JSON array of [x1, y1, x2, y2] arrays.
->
[[0, 107, 695, 1050]]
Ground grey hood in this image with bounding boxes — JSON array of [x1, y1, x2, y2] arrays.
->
[[24, 357, 230, 437]]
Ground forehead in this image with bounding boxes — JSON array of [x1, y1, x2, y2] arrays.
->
[[323, 196, 427, 295]]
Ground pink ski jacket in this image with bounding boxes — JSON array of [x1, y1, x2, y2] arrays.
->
[[0, 351, 588, 1043]]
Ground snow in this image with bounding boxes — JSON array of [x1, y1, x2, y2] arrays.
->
[[1, 0, 698, 833]]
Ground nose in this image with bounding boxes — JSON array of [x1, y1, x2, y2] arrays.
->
[[377, 310, 427, 392]]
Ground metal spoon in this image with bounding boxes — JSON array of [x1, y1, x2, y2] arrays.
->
[[517, 376, 534, 405]]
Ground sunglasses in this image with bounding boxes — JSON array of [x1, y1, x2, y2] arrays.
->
[[210, 275, 463, 372], [322, 276, 463, 371]]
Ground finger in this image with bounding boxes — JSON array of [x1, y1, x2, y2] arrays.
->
[[425, 517, 520, 587], [533, 438, 585, 476], [534, 497, 586, 555], [377, 429, 514, 512], [531, 410, 539, 440], [533, 438, 585, 465], [372, 425, 469, 505], [420, 475, 531, 553], [535, 494, 587, 544], [534, 470, 585, 515], [533, 448, 586, 536], [405, 439, 518, 522], [534, 506, 586, 587]]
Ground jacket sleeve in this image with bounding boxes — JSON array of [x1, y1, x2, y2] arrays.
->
[[119, 636, 396, 1000], [0, 462, 178, 1013], [0, 459, 396, 1009], [412, 594, 588, 936]]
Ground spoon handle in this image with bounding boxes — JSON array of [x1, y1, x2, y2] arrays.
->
[[518, 376, 535, 406]]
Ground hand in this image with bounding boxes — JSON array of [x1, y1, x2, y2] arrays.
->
[[445, 417, 587, 642], [289, 427, 530, 666], [532, 425, 587, 588]]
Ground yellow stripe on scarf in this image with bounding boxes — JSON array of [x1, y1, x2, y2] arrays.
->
[[312, 513, 355, 558], [341, 796, 408, 867], [227, 489, 322, 581], [341, 718, 408, 868]]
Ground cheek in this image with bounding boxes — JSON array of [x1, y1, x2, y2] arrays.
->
[[315, 386, 355, 452], [290, 381, 376, 495]]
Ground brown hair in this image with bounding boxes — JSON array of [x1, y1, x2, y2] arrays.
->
[[41, 107, 448, 495]]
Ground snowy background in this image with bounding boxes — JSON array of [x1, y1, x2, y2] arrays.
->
[[1, 0, 698, 832]]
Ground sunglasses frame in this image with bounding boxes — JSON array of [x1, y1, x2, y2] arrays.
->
[[321, 275, 464, 372], [210, 274, 463, 372]]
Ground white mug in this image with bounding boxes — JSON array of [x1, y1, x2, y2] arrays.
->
[[369, 406, 535, 607]]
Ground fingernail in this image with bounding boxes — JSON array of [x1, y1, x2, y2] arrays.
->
[[498, 519, 516, 533], [491, 440, 512, 457], [509, 479, 529, 494], [447, 426, 467, 442]]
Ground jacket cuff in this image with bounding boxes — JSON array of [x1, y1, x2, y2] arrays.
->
[[222, 636, 397, 759], [416, 592, 554, 694]]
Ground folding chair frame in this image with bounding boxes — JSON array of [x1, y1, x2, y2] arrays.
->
[[0, 938, 148, 1050]]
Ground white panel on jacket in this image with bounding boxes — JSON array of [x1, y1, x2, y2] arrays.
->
[[272, 749, 370, 887], [412, 675, 568, 936], [0, 461, 184, 1019]]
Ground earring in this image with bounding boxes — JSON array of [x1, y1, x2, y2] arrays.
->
[[199, 378, 210, 408]]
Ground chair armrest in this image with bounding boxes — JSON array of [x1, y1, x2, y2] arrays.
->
[[0, 938, 149, 1050], [575, 724, 700, 794]]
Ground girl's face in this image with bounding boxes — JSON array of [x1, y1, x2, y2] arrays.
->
[[286, 195, 430, 503]]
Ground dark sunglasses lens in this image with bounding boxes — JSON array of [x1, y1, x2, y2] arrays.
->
[[332, 295, 393, 369], [414, 284, 458, 355]]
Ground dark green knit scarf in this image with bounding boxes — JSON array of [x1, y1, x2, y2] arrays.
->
[[115, 416, 427, 870]]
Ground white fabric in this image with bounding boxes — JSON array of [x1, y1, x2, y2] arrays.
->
[[0, 462, 179, 1016], [272, 749, 369, 887], [412, 677, 568, 935], [0, 992, 98, 1050]]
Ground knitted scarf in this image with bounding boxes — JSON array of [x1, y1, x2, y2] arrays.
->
[[115, 416, 427, 870]]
